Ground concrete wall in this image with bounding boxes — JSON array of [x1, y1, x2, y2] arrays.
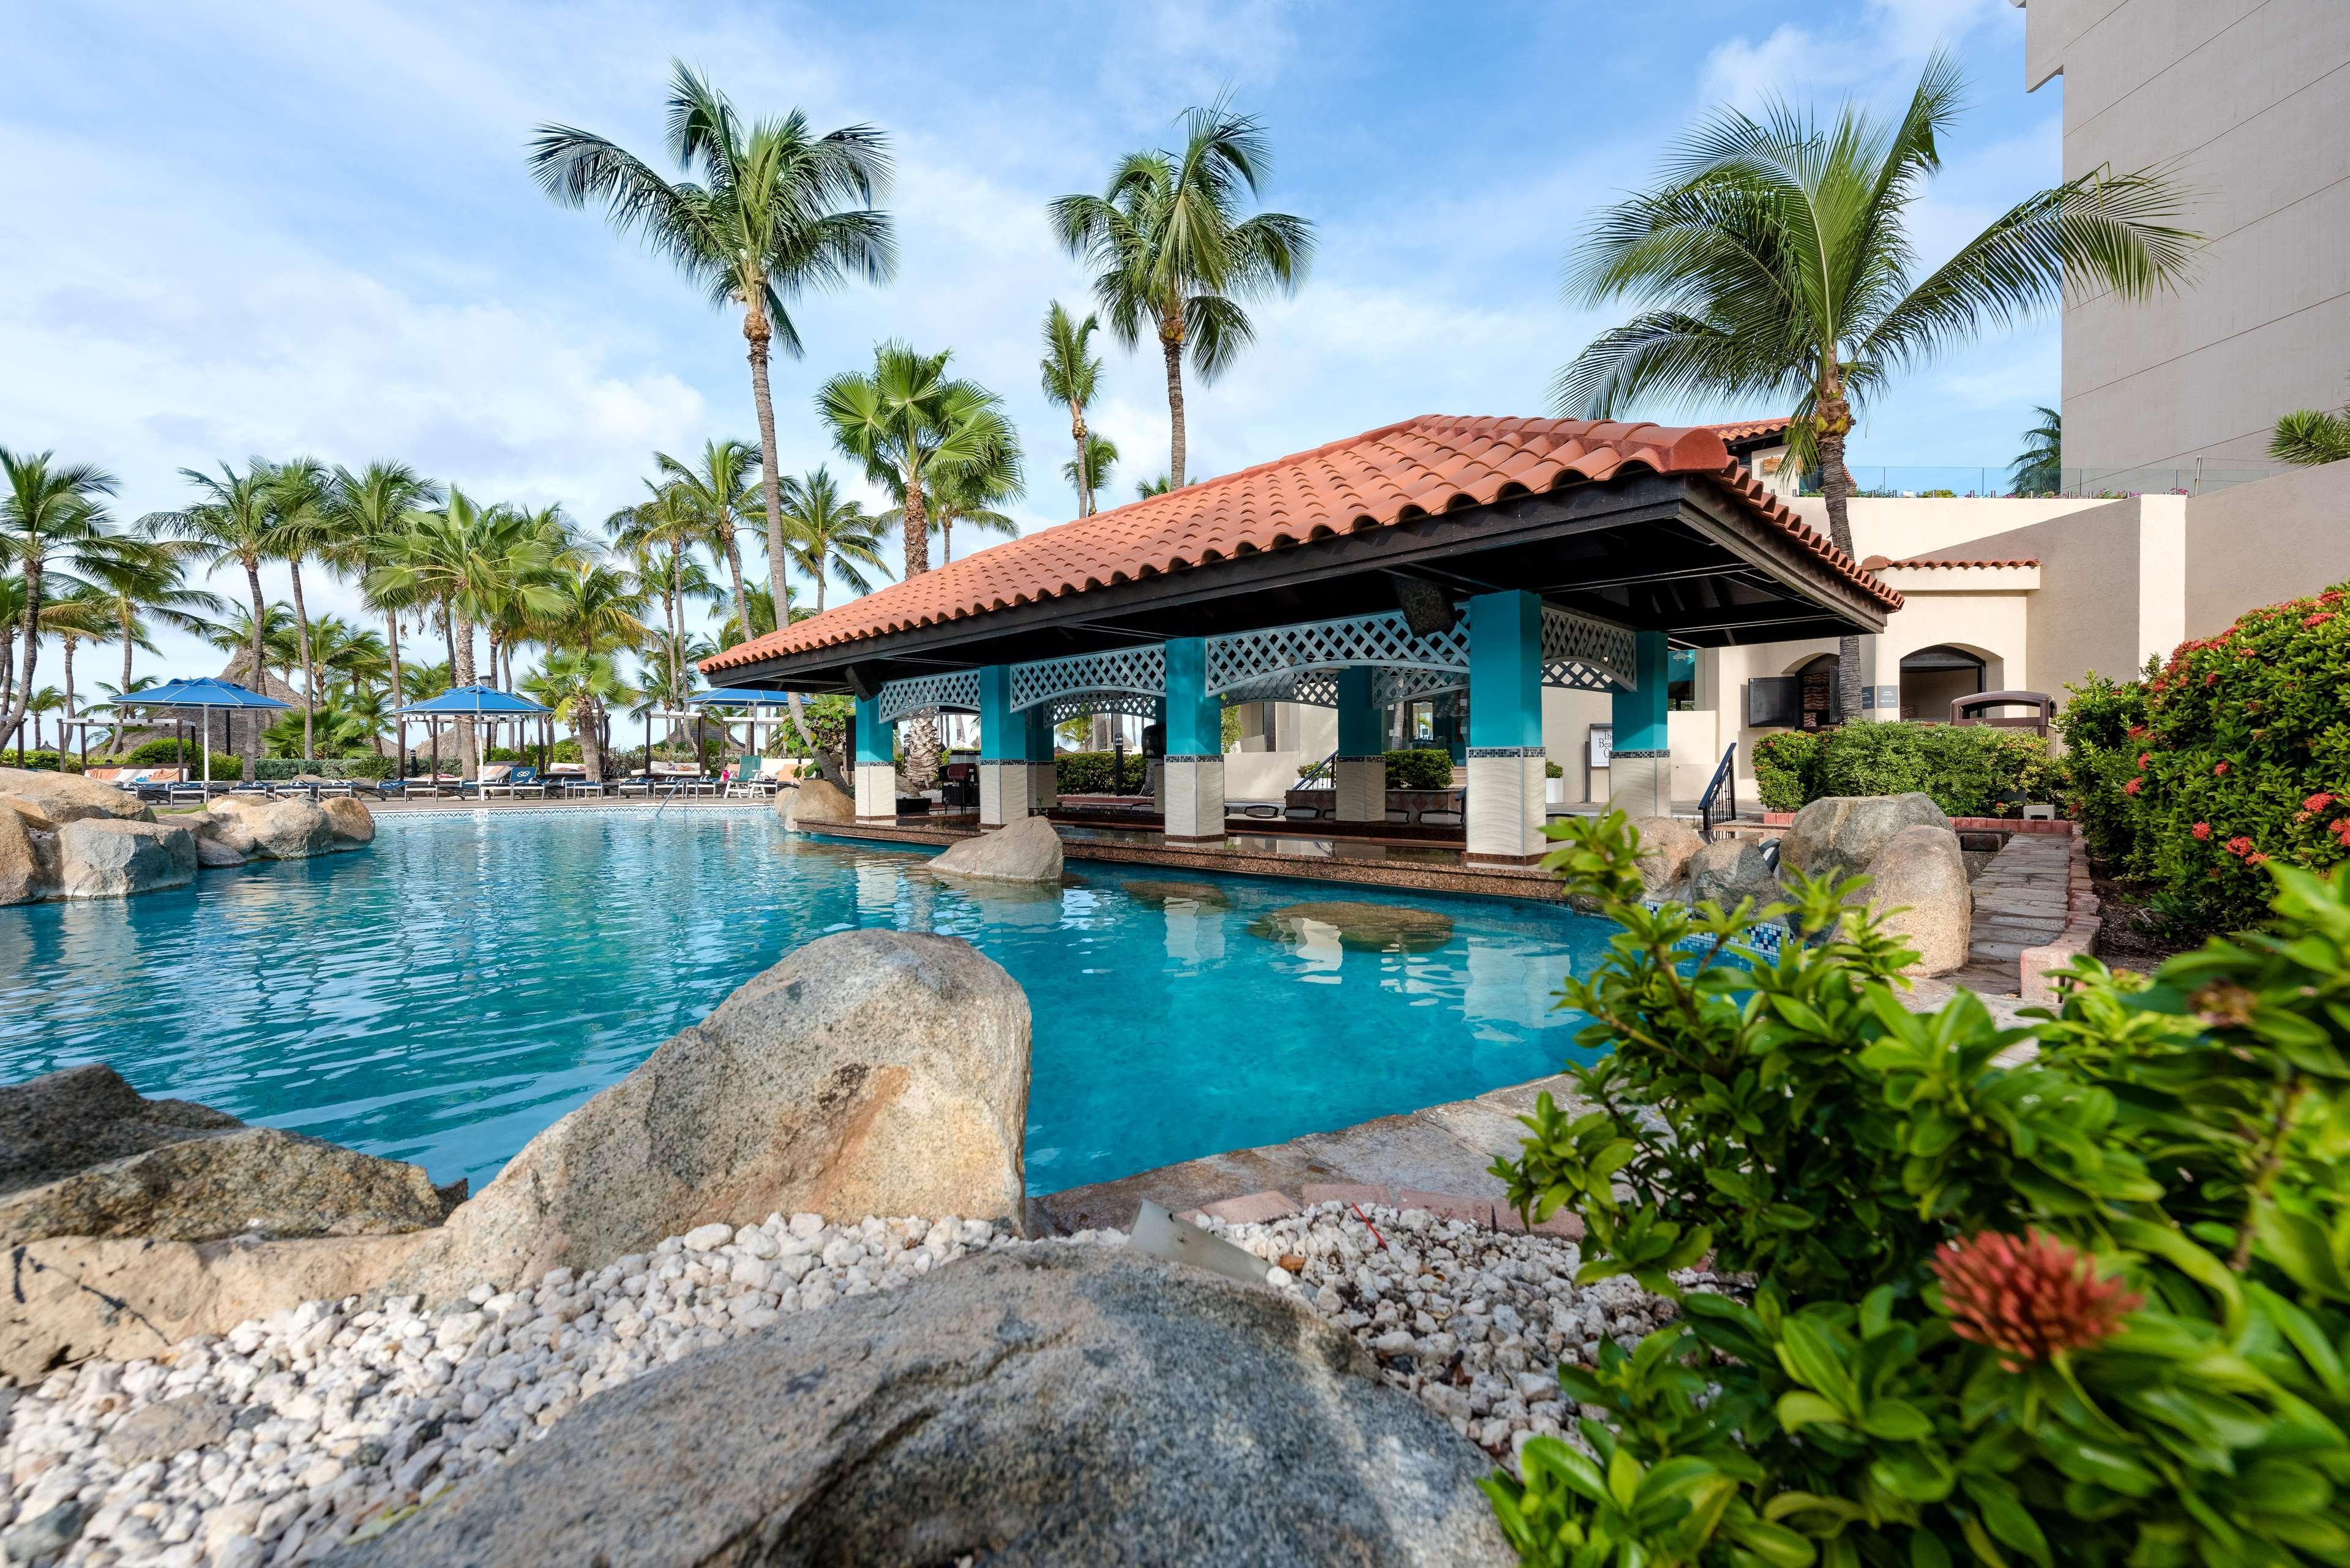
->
[[2181, 456, 2350, 636], [1784, 495, 2110, 559], [2021, 0, 2350, 472]]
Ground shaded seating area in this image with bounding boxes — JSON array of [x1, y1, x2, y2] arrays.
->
[[703, 416, 1899, 866]]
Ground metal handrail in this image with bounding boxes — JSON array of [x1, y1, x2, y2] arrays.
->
[[1295, 751, 1337, 786], [1698, 744, 1737, 842]]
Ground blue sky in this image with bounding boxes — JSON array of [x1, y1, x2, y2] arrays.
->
[[3, 0, 2066, 683]]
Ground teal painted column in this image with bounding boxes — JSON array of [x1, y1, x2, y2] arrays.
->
[[853, 695, 890, 764], [1024, 704, 1053, 763], [1162, 640, 1218, 756], [1610, 632, 1671, 753], [1467, 591, 1543, 749], [977, 666, 1019, 760], [1336, 668, 1382, 756]]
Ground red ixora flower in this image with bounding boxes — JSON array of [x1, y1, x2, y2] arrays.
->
[[2307, 612, 2335, 629], [2307, 793, 2335, 813], [2122, 777, 2143, 796], [2127, 725, 2149, 740], [2214, 762, 2231, 776], [2248, 853, 2270, 865], [2332, 818, 2350, 846], [2138, 753, 2152, 768], [2192, 822, 2212, 840], [2226, 836, 2255, 857], [1932, 1230, 2142, 1370]]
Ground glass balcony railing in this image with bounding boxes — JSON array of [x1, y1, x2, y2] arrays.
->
[[1794, 462, 2292, 499]]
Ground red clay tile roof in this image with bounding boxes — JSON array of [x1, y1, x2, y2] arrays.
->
[[1863, 556, 2041, 570], [705, 414, 1899, 673], [1704, 416, 1794, 443]]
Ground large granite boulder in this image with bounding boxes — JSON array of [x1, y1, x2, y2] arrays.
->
[[397, 929, 1030, 1298], [1629, 816, 1702, 895], [0, 766, 151, 824], [336, 1246, 1510, 1568], [0, 1064, 450, 1246], [1780, 793, 1951, 883], [55, 818, 198, 898], [214, 796, 337, 859], [1688, 835, 1782, 909], [779, 775, 855, 827], [321, 796, 375, 844], [2, 1231, 427, 1381], [1863, 824, 1973, 975], [927, 814, 1063, 883], [0, 801, 55, 903], [186, 810, 255, 867]]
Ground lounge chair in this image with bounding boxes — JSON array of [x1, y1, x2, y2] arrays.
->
[[479, 766, 547, 800]]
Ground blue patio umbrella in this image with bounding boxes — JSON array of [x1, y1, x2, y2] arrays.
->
[[113, 678, 291, 786], [392, 686, 552, 783], [689, 687, 806, 782]]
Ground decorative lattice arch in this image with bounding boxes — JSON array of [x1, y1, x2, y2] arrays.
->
[[874, 668, 982, 726], [1046, 692, 1163, 726], [1205, 611, 1470, 696], [1217, 669, 1344, 710], [1375, 666, 1467, 709], [1009, 645, 1166, 712], [1542, 606, 1638, 692]]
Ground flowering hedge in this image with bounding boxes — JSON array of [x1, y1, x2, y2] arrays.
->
[[2058, 581, 2350, 933]]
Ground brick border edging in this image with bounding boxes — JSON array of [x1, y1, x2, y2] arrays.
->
[[2018, 826, 2100, 1005], [1177, 1184, 1586, 1241], [1759, 811, 2076, 835]]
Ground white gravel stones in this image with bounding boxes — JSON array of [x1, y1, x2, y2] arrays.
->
[[0, 1202, 1688, 1566]]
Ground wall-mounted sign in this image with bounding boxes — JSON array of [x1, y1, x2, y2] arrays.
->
[[1588, 723, 1613, 769]]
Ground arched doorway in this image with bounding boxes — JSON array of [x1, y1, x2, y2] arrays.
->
[[1899, 644, 1986, 721]]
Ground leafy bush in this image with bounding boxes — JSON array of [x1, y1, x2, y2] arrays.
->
[[3, 751, 83, 774], [1384, 748, 1454, 791], [1753, 730, 1821, 811], [2058, 584, 2350, 935], [1755, 723, 2053, 817], [1053, 749, 1148, 794], [1484, 810, 2350, 1568], [121, 737, 240, 772], [252, 757, 395, 782]]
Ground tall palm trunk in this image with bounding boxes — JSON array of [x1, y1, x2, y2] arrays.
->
[[386, 611, 406, 778], [1069, 400, 1091, 517], [721, 530, 749, 647], [896, 473, 938, 787], [1160, 309, 1188, 489], [61, 640, 77, 728], [452, 613, 480, 778], [743, 302, 793, 646], [1815, 380, 1864, 723], [288, 559, 316, 760], [2, 561, 42, 748], [578, 690, 605, 783]]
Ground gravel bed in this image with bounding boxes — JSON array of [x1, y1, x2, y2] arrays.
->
[[0, 1204, 1685, 1567]]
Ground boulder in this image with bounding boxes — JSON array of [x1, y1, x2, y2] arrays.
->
[[320, 795, 375, 844], [1629, 816, 1703, 895], [103, 1394, 234, 1466], [1779, 793, 1952, 883], [335, 1247, 1510, 1568], [1688, 835, 1783, 909], [927, 814, 1063, 883], [0, 1064, 450, 1246], [232, 797, 338, 859], [1, 1125, 451, 1247], [55, 818, 197, 898], [0, 801, 55, 904], [779, 775, 855, 827], [395, 929, 1030, 1297], [1863, 824, 1973, 976], [0, 765, 152, 824], [185, 812, 253, 867], [0, 1230, 427, 1381]]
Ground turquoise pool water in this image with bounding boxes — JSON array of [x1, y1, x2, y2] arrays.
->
[[0, 811, 1615, 1195]]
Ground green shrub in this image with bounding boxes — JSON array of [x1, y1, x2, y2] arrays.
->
[[3, 751, 82, 773], [1383, 748, 1454, 791], [2064, 583, 2350, 935], [1486, 810, 2350, 1568], [121, 737, 242, 773], [1053, 749, 1148, 794], [1753, 730, 1820, 811], [252, 757, 395, 781]]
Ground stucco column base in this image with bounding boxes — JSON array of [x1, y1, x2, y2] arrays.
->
[[1026, 761, 1059, 813], [1332, 758, 1384, 822], [1162, 755, 1226, 843], [978, 760, 1031, 829], [1465, 749, 1546, 864], [854, 762, 896, 822], [1605, 751, 1671, 819]]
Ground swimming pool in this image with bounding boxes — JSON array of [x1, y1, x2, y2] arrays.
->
[[0, 811, 1616, 1195]]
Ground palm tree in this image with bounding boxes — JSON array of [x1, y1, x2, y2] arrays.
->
[[39, 585, 118, 733], [530, 63, 896, 647], [776, 467, 889, 614], [608, 483, 711, 705], [2009, 406, 2063, 495], [1, 449, 118, 751], [1039, 302, 1104, 516], [2270, 379, 2350, 466], [260, 457, 337, 759], [523, 650, 631, 783], [656, 439, 760, 647], [326, 463, 441, 766], [1065, 434, 1118, 508], [1552, 54, 2195, 718], [1052, 99, 1315, 489], [1136, 473, 1173, 499], [365, 489, 563, 777], [820, 342, 1016, 783], [881, 435, 1025, 564], [141, 461, 279, 778], [77, 534, 221, 697]]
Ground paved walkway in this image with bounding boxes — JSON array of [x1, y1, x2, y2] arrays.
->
[[1947, 832, 2072, 996]]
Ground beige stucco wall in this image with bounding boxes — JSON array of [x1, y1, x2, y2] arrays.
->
[[1784, 496, 2109, 559], [2181, 457, 2350, 636], [2020, 0, 2350, 472]]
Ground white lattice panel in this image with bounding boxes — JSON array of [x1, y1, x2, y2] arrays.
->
[[1047, 692, 1163, 725], [875, 668, 982, 725], [1205, 611, 1470, 696], [1542, 606, 1636, 690], [1011, 645, 1165, 712], [1375, 666, 1467, 707], [1219, 669, 1343, 709]]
